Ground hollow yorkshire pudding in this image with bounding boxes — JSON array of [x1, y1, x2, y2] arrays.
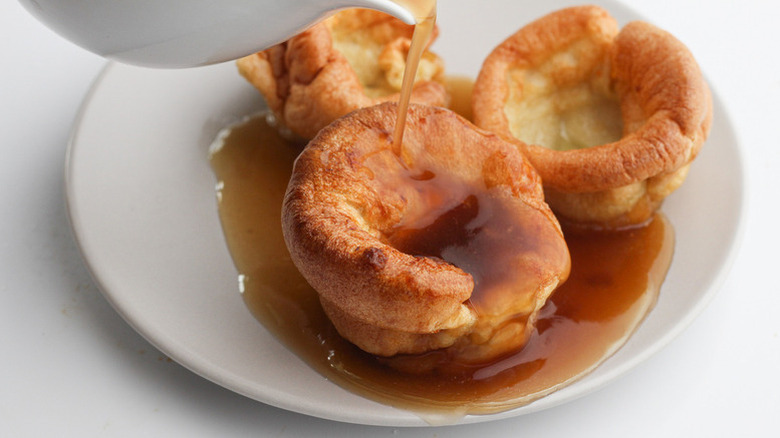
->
[[237, 9, 447, 140], [282, 102, 570, 367], [472, 6, 712, 227]]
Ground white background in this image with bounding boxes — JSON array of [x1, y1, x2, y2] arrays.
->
[[1, 0, 778, 436]]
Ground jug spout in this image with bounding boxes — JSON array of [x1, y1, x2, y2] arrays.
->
[[18, 0, 416, 68], [342, 0, 416, 24]]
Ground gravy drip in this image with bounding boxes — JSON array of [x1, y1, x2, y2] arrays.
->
[[210, 113, 675, 416], [391, 0, 437, 155]]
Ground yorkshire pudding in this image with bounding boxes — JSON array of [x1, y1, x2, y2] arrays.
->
[[237, 9, 447, 140], [473, 6, 712, 227], [282, 102, 570, 366]]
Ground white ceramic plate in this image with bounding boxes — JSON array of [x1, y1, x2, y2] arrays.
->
[[65, 0, 744, 427]]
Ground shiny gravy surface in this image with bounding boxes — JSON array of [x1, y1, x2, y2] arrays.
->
[[209, 108, 674, 416]]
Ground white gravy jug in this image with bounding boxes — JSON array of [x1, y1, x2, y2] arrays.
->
[[18, 0, 416, 68]]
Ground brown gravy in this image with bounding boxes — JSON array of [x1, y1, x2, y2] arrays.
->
[[391, 0, 437, 153], [380, 172, 570, 374], [209, 113, 674, 416]]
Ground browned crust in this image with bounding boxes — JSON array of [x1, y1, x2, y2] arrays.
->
[[473, 5, 712, 194], [282, 102, 564, 356], [237, 10, 448, 140]]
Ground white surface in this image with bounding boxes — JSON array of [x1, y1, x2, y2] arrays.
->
[[1, 0, 777, 436]]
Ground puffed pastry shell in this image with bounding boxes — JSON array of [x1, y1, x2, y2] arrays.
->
[[473, 5, 712, 227], [282, 102, 570, 364], [237, 9, 447, 140]]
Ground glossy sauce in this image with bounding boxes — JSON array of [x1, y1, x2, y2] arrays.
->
[[376, 176, 570, 373], [209, 113, 675, 418]]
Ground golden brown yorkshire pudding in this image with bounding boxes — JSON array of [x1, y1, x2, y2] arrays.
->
[[473, 6, 712, 227], [237, 9, 447, 140], [282, 102, 570, 366]]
